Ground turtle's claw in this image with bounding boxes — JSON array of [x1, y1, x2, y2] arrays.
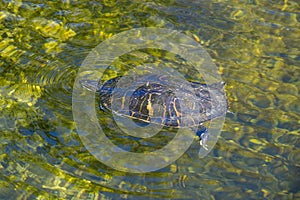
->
[[200, 140, 208, 150], [198, 127, 209, 150]]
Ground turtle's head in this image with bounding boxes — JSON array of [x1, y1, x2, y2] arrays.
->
[[208, 81, 225, 90], [207, 81, 227, 118]]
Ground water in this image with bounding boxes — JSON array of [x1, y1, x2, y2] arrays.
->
[[0, 0, 299, 199]]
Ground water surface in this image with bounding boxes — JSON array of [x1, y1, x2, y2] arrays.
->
[[0, 0, 299, 199]]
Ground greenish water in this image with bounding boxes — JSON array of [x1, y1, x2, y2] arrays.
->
[[0, 0, 299, 199]]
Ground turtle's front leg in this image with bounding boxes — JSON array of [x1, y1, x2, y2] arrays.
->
[[196, 125, 209, 150]]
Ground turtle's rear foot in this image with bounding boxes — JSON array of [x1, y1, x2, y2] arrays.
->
[[196, 125, 209, 150]]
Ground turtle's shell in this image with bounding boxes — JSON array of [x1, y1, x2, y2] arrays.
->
[[98, 74, 227, 128]]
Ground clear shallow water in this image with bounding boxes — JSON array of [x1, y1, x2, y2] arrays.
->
[[0, 0, 299, 199]]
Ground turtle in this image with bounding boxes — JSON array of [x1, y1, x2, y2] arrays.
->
[[81, 74, 227, 150]]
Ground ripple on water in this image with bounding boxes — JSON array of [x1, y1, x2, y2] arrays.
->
[[0, 0, 299, 198]]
